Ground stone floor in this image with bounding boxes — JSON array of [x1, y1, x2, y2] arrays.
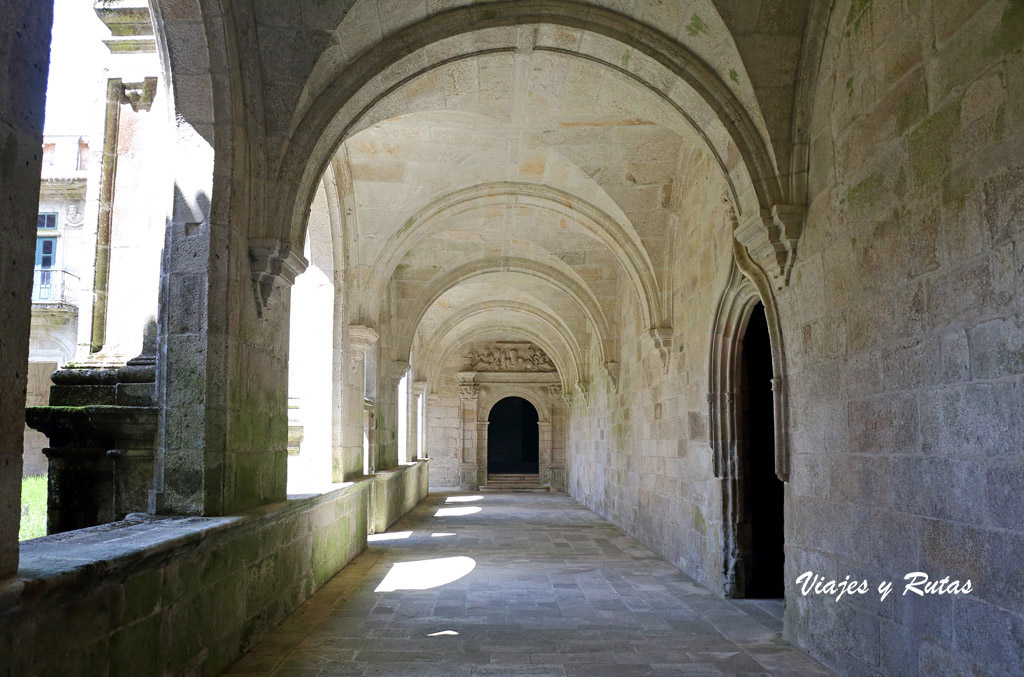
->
[[227, 492, 832, 676]]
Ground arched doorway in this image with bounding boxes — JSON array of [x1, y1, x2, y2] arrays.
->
[[738, 303, 784, 598], [487, 397, 539, 475]]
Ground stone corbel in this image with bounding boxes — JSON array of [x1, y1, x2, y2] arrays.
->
[[647, 327, 673, 373], [391, 360, 410, 380], [602, 361, 620, 391], [121, 77, 158, 112], [412, 380, 428, 398], [249, 239, 308, 317], [733, 205, 805, 289], [575, 381, 590, 406], [348, 324, 379, 352]]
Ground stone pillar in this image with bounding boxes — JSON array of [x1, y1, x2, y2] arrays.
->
[[339, 325, 378, 480], [412, 380, 427, 460], [0, 0, 53, 577], [458, 380, 480, 490], [476, 421, 489, 487], [547, 385, 566, 490], [378, 360, 408, 470]]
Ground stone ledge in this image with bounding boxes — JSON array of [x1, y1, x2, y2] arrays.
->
[[2, 477, 372, 605]]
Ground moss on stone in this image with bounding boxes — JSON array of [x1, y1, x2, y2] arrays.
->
[[685, 14, 708, 38]]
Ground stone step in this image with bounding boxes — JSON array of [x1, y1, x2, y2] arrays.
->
[[483, 473, 547, 491]]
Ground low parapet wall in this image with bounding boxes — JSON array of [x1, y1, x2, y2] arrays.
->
[[0, 479, 373, 675], [371, 459, 431, 533]]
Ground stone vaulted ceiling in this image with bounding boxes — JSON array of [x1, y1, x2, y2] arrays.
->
[[251, 0, 816, 392]]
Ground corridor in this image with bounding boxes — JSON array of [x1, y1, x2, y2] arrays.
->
[[228, 492, 831, 676]]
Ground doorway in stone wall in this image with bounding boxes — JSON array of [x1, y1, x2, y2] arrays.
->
[[487, 397, 539, 476], [738, 303, 785, 598]]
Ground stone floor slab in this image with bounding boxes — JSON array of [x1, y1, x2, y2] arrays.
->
[[226, 492, 832, 676]]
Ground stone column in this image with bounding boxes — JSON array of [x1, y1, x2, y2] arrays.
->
[[0, 0, 53, 577], [412, 380, 427, 460], [339, 325, 378, 480], [458, 380, 480, 490]]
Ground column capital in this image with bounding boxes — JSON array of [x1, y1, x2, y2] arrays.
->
[[412, 380, 428, 397]]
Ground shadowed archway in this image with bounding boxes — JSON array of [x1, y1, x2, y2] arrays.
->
[[487, 397, 540, 475]]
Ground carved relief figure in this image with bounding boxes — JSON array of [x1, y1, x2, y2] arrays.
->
[[463, 343, 556, 372]]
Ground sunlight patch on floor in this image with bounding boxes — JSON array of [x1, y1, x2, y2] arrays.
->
[[445, 495, 483, 503], [367, 531, 412, 542], [375, 556, 476, 592], [434, 506, 482, 517]]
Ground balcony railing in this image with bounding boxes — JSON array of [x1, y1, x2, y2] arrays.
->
[[32, 269, 79, 307]]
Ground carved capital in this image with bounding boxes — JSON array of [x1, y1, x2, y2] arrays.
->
[[734, 204, 805, 289], [548, 384, 563, 400], [459, 383, 480, 400], [249, 239, 308, 317]]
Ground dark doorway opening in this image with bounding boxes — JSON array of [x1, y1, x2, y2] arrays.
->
[[487, 397, 539, 474], [738, 303, 784, 598]]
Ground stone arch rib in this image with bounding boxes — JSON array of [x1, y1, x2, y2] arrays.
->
[[398, 257, 615, 371], [276, 0, 799, 287], [369, 182, 665, 332]]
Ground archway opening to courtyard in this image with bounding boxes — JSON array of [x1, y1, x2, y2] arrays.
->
[[487, 397, 540, 476], [738, 303, 784, 599]]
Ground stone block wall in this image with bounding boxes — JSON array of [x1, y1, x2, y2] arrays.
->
[[566, 1, 1024, 675], [780, 1, 1024, 674], [566, 145, 732, 594], [0, 482, 369, 676]]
